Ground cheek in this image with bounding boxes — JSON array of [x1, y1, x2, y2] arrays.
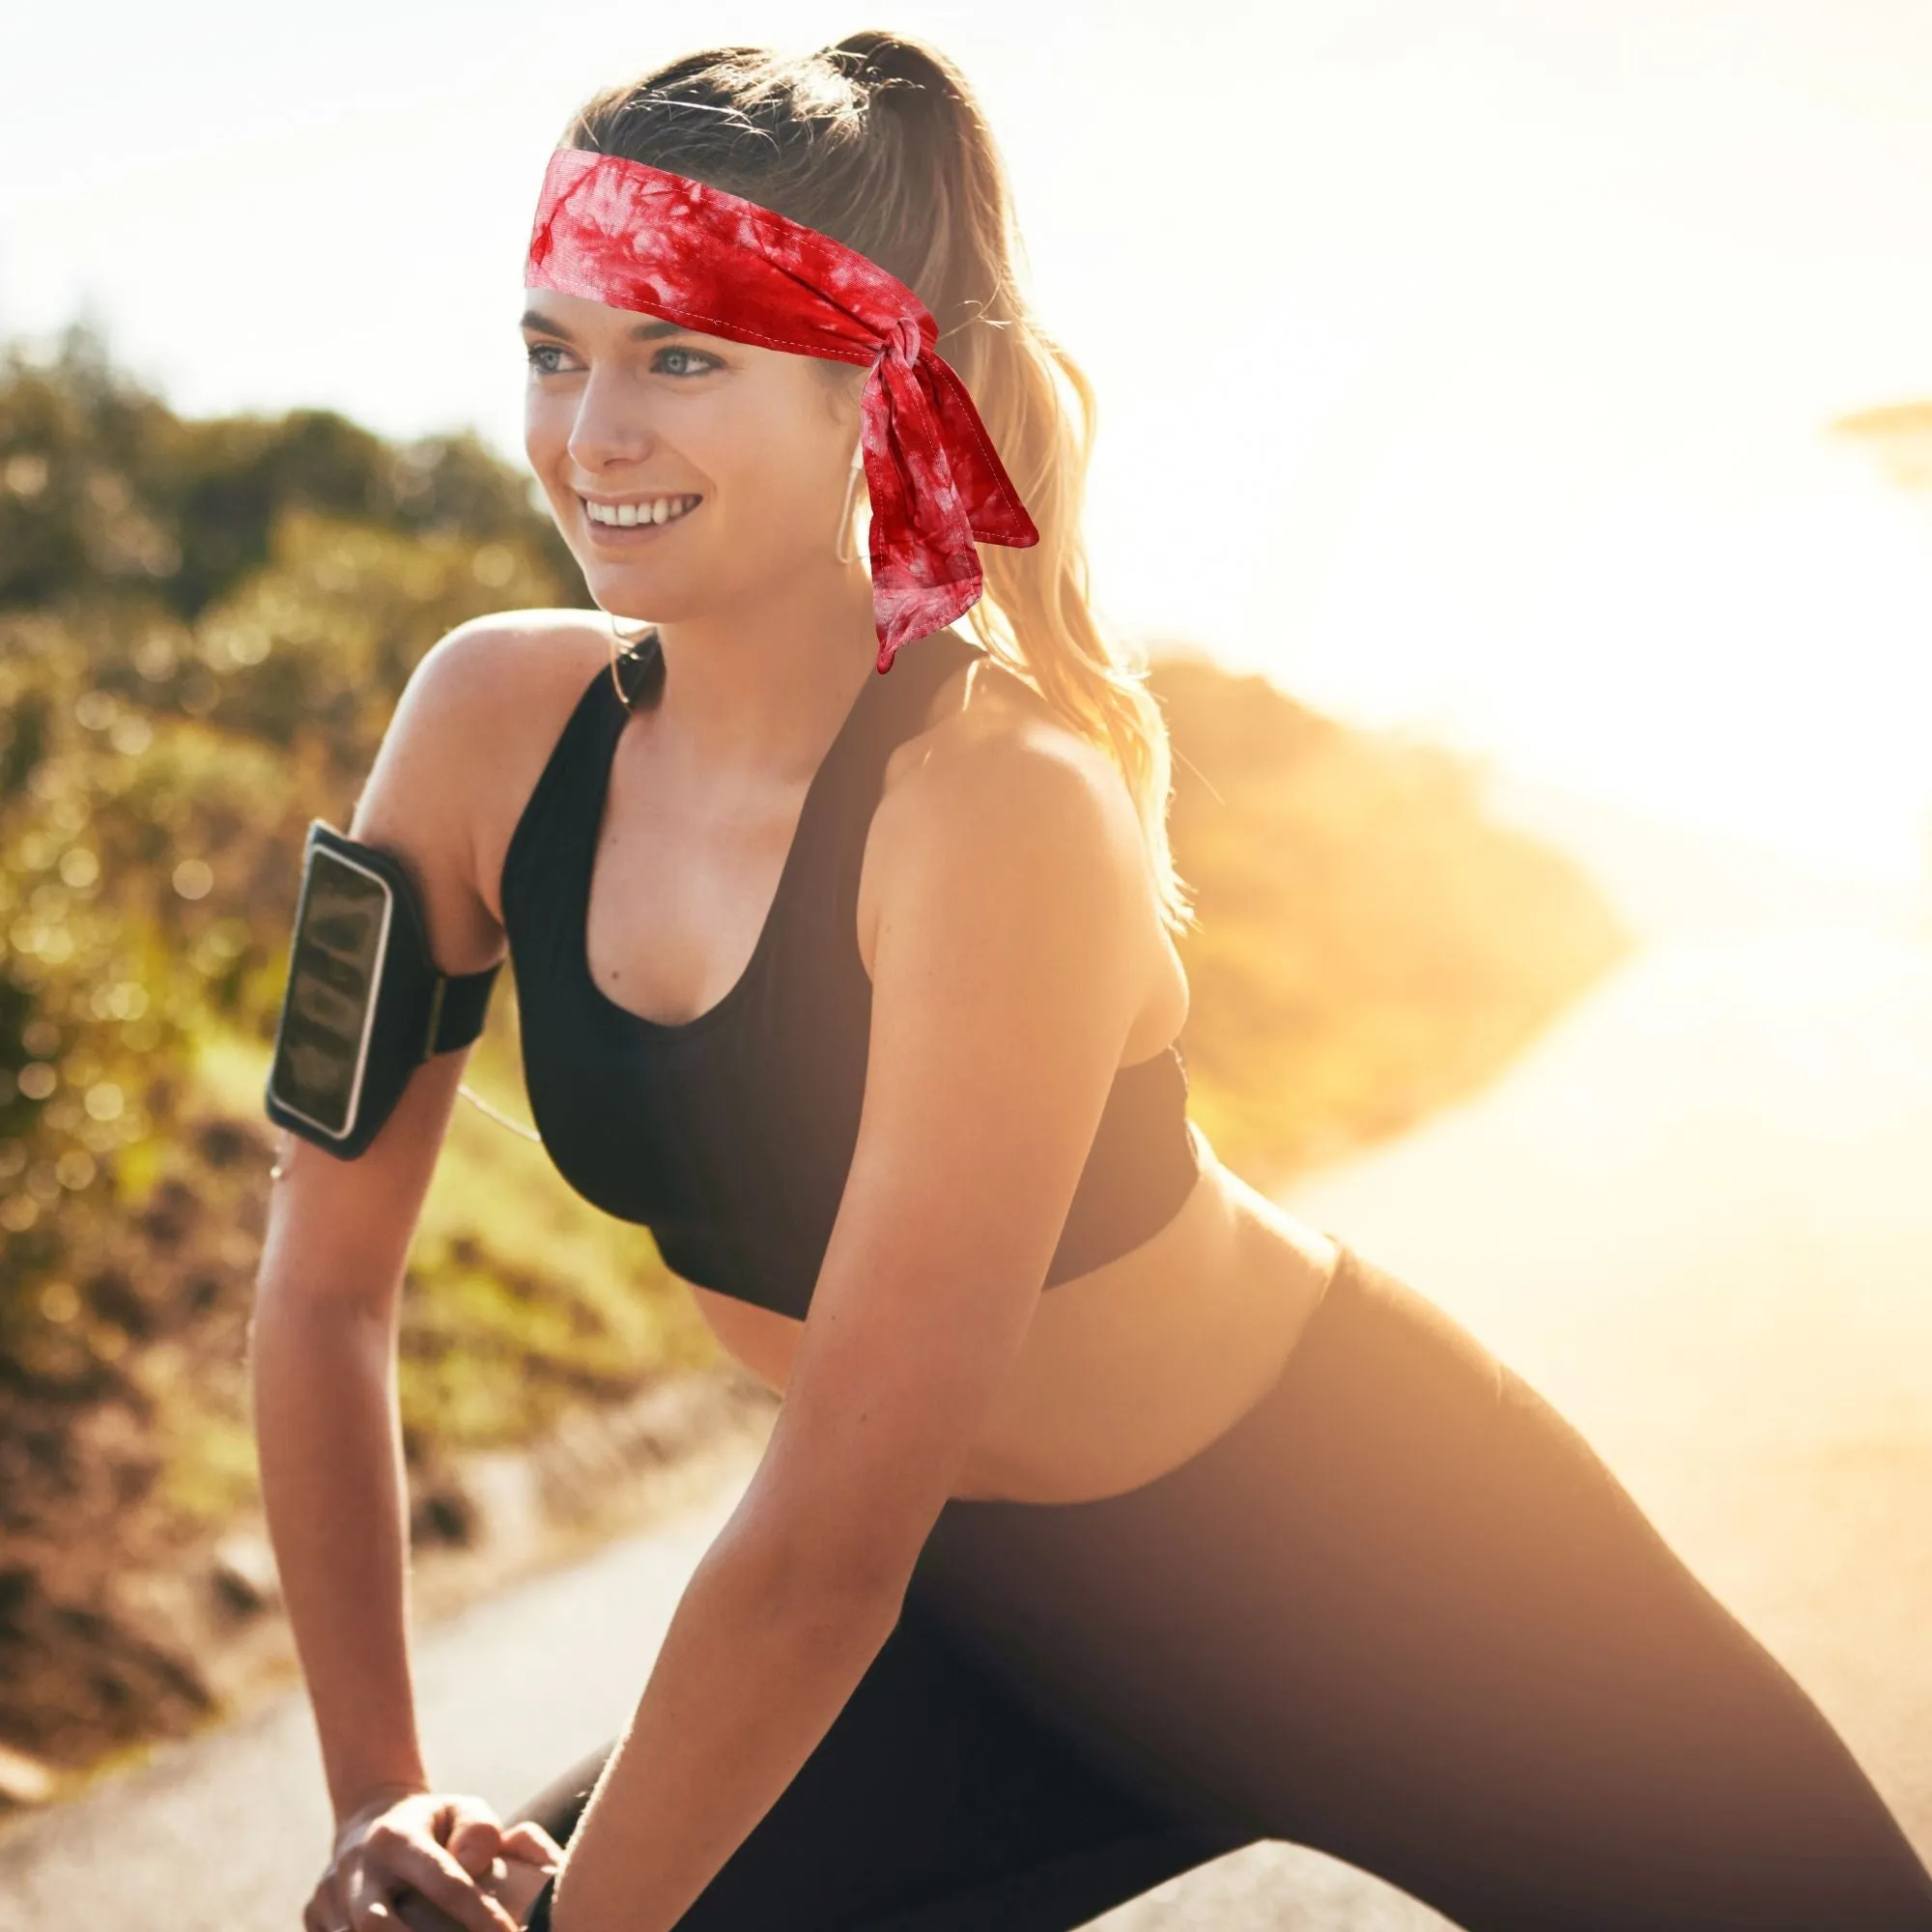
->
[[696, 408, 841, 532], [523, 394, 568, 472]]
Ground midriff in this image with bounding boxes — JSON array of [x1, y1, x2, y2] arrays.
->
[[688, 1132, 1338, 1504]]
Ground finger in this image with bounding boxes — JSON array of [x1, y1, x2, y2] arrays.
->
[[436, 1794, 513, 1878], [445, 1816, 503, 1880], [305, 1873, 351, 1932], [392, 1892, 470, 1932], [364, 1833, 519, 1932], [342, 1855, 402, 1930], [498, 1820, 564, 1867], [431, 1791, 502, 1843]]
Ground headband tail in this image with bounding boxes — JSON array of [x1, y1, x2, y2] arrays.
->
[[921, 356, 1040, 551]]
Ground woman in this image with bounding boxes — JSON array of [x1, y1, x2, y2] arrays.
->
[[256, 32, 1932, 1932]]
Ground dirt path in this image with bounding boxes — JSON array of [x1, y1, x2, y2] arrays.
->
[[0, 1436, 765, 1932]]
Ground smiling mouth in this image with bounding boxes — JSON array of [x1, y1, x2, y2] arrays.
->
[[579, 494, 704, 531]]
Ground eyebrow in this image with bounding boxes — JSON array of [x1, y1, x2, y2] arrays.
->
[[519, 307, 700, 343]]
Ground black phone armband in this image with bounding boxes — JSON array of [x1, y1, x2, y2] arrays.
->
[[264, 819, 502, 1159]]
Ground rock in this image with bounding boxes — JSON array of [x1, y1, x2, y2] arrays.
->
[[0, 1739, 59, 1806], [210, 1529, 282, 1615], [412, 1482, 477, 1548], [459, 1450, 545, 1550]]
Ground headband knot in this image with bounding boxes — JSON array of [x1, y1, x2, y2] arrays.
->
[[886, 314, 925, 370], [526, 148, 1038, 672]]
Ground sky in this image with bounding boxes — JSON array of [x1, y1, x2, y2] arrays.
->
[[7, 0, 1932, 888]]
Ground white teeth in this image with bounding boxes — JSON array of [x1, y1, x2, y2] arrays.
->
[[583, 495, 698, 527]]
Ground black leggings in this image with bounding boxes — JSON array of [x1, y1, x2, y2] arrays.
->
[[509, 1238, 1932, 1929]]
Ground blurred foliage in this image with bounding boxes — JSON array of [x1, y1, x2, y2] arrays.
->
[[1154, 657, 1632, 1187], [0, 316, 1631, 1778], [0, 319, 586, 619], [0, 321, 591, 1339], [0, 617, 202, 1378]]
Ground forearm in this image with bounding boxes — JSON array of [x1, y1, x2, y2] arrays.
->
[[548, 1529, 907, 1932], [251, 1276, 428, 1822]]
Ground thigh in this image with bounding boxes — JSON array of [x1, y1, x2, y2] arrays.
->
[[1322, 1248, 1932, 1930], [1278, 1268, 1932, 1930], [506, 1592, 1244, 1931], [911, 1240, 1932, 1931]]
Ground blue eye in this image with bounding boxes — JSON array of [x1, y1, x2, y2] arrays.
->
[[524, 344, 721, 378]]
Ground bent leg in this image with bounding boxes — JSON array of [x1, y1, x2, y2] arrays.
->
[[507, 1741, 611, 1849], [909, 1240, 1932, 1931], [505, 1590, 1246, 1930]]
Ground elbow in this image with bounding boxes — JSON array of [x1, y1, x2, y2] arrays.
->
[[729, 1406, 965, 1620], [721, 1492, 925, 1634], [769, 1527, 917, 1632]]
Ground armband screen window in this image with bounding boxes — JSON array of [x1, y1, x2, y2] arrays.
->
[[268, 843, 394, 1142]]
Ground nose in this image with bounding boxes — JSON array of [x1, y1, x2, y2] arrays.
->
[[563, 366, 659, 467]]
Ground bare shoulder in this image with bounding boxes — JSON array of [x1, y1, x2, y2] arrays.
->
[[425, 607, 611, 736], [880, 646, 1149, 878], [875, 644, 1191, 1061], [862, 646, 1165, 1018], [447, 610, 613, 922], [349, 610, 610, 971]]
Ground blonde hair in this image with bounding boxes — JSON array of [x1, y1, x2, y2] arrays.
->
[[558, 31, 1197, 934]]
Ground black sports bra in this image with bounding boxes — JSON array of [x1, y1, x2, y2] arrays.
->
[[498, 624, 1201, 1321]]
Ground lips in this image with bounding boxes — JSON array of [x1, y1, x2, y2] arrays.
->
[[580, 496, 702, 541]]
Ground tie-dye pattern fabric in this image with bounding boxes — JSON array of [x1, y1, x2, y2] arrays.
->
[[526, 147, 1040, 672]]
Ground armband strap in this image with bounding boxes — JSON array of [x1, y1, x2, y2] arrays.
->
[[422, 959, 503, 1060], [265, 819, 509, 1161]]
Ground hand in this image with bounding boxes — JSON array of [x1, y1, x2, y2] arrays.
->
[[392, 1822, 563, 1932], [305, 1786, 557, 1932]]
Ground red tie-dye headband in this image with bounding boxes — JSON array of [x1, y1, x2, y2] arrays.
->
[[525, 146, 1040, 673]]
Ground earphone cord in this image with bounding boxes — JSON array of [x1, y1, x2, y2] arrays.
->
[[268, 1082, 543, 1181], [457, 1082, 545, 1143]]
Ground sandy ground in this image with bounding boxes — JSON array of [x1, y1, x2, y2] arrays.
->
[[4, 886, 1928, 1928]]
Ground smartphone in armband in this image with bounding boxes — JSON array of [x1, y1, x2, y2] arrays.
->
[[264, 820, 502, 1160]]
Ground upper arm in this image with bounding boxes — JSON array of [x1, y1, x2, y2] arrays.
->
[[728, 727, 1149, 1590], [347, 618, 523, 976], [258, 618, 522, 1311]]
